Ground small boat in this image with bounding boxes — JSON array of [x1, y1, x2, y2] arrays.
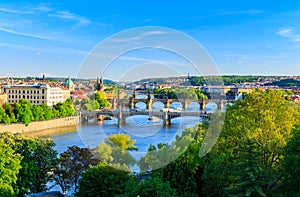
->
[[148, 116, 159, 121], [104, 116, 113, 120]]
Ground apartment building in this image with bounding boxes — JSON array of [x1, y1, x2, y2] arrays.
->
[[1, 84, 70, 106]]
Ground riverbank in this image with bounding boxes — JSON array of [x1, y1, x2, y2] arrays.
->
[[0, 116, 79, 137]]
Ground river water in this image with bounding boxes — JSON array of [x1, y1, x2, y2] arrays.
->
[[51, 116, 202, 154], [50, 102, 214, 155]]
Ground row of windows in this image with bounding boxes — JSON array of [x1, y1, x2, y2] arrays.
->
[[50, 96, 63, 99], [8, 95, 45, 99], [8, 89, 45, 94], [50, 92, 62, 95], [8, 99, 44, 104]]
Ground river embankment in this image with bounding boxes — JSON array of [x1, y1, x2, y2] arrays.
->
[[0, 116, 79, 137]]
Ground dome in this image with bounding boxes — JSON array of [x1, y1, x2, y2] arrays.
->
[[65, 77, 74, 87]]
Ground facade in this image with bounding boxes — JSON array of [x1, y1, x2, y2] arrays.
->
[[2, 84, 69, 106]]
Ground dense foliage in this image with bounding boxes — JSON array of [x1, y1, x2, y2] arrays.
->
[[75, 163, 131, 197], [202, 89, 300, 196], [96, 133, 137, 170], [1, 89, 300, 196], [154, 88, 207, 100], [0, 98, 75, 125], [80, 91, 110, 111], [268, 79, 300, 87], [0, 132, 57, 196], [53, 146, 100, 193]]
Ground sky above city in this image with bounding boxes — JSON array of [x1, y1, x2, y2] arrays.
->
[[0, 0, 300, 81]]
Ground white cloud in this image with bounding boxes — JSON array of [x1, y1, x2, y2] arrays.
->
[[276, 28, 294, 37], [0, 7, 34, 14], [276, 28, 300, 42], [48, 11, 90, 25], [34, 5, 52, 12], [220, 10, 265, 16], [110, 30, 169, 43], [0, 27, 53, 40]]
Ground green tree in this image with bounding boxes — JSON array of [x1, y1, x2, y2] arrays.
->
[[14, 99, 34, 126], [75, 163, 130, 197], [124, 177, 177, 197], [2, 103, 16, 123], [32, 105, 44, 121], [12, 134, 57, 195], [202, 89, 300, 196], [53, 146, 100, 193], [96, 133, 137, 170], [92, 91, 110, 108], [63, 98, 76, 116], [0, 132, 21, 196], [224, 139, 267, 197], [40, 104, 52, 120], [139, 124, 207, 197], [281, 124, 300, 196], [0, 105, 11, 124]]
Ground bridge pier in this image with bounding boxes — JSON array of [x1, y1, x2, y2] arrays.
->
[[183, 99, 189, 110], [199, 100, 207, 111], [147, 99, 153, 110], [117, 111, 126, 125], [163, 112, 171, 126]]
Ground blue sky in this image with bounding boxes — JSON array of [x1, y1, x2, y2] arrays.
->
[[0, 0, 300, 81]]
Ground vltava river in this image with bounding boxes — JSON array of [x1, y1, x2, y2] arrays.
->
[[51, 115, 202, 155]]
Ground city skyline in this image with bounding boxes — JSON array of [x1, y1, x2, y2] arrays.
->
[[1, 0, 300, 80]]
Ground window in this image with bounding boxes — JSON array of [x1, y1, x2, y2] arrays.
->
[[27, 95, 29, 99], [23, 90, 25, 94], [8, 95, 11, 98], [12, 95, 14, 99], [42, 89, 45, 94], [34, 90, 36, 94], [8, 90, 11, 93], [23, 95, 25, 98], [31, 90, 33, 94]]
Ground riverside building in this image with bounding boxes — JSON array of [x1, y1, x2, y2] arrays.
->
[[1, 84, 70, 106]]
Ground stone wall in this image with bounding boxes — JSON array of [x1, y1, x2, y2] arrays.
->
[[0, 116, 79, 135]]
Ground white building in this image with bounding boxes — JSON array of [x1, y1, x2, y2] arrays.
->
[[1, 84, 69, 106]]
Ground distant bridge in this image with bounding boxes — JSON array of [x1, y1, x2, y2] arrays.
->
[[108, 96, 235, 111], [80, 110, 211, 126]]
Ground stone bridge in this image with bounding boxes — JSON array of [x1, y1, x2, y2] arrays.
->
[[108, 97, 235, 111], [80, 110, 210, 126]]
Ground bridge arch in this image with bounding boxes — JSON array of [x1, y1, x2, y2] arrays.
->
[[187, 102, 200, 110], [170, 101, 183, 110], [152, 101, 165, 110], [135, 101, 147, 109], [206, 102, 218, 113]]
